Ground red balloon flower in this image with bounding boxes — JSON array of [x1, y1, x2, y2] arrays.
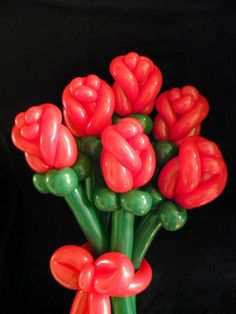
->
[[50, 245, 152, 314], [110, 51, 163, 116], [62, 74, 115, 137], [11, 104, 78, 173], [158, 136, 227, 209], [153, 86, 209, 145], [101, 117, 156, 193]]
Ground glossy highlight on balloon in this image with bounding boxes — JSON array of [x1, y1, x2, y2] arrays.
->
[[158, 136, 228, 209], [11, 103, 78, 173], [110, 52, 163, 116], [153, 86, 209, 145], [62, 74, 115, 137], [101, 117, 156, 193], [50, 245, 152, 314]]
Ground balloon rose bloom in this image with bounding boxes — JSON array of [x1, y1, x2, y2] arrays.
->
[[110, 52, 163, 116], [11, 104, 78, 173], [158, 136, 227, 209], [50, 245, 152, 314], [62, 74, 115, 137], [101, 117, 156, 193], [153, 86, 209, 145]]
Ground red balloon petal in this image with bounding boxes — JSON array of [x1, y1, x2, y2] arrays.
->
[[115, 259, 152, 297], [101, 150, 133, 193], [176, 137, 201, 195], [94, 252, 134, 295], [133, 143, 156, 188], [40, 104, 61, 166], [158, 157, 180, 199], [50, 245, 93, 290], [25, 152, 51, 173]]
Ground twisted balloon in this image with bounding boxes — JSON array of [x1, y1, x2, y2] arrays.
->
[[153, 86, 209, 145], [110, 51, 162, 115], [11, 104, 78, 173], [158, 136, 227, 209], [62, 74, 115, 137], [50, 245, 152, 314], [101, 117, 156, 193]]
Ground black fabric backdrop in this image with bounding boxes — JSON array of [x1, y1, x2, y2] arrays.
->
[[0, 1, 235, 313]]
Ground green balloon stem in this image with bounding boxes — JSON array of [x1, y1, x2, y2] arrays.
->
[[132, 211, 162, 270], [85, 172, 94, 205], [100, 211, 111, 231], [111, 210, 135, 314], [112, 297, 135, 314], [132, 296, 137, 314], [64, 182, 109, 255], [133, 201, 187, 269], [111, 210, 134, 258]]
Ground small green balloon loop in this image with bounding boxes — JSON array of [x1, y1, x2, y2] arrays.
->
[[45, 168, 78, 197], [94, 187, 120, 212], [113, 114, 153, 134], [142, 186, 165, 210], [154, 141, 178, 168], [130, 114, 153, 134], [79, 136, 102, 159], [119, 189, 153, 216], [72, 153, 92, 181], [158, 201, 187, 231], [112, 114, 122, 125], [32, 173, 50, 194]]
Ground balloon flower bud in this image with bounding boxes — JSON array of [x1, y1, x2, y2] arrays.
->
[[153, 86, 209, 145], [11, 104, 78, 173], [101, 117, 156, 193], [158, 136, 227, 209], [62, 74, 115, 137], [110, 51, 163, 116]]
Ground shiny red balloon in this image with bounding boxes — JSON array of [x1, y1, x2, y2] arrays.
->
[[158, 136, 228, 209], [62, 74, 115, 137], [11, 104, 78, 173], [153, 86, 209, 145], [50, 245, 152, 314], [101, 117, 156, 193], [110, 51, 163, 116]]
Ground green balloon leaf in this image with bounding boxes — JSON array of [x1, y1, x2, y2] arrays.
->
[[142, 186, 165, 210], [94, 187, 120, 212], [158, 201, 187, 231], [131, 114, 153, 134], [72, 153, 92, 181], [120, 189, 153, 216], [112, 114, 122, 125], [79, 136, 102, 159], [45, 168, 78, 197], [154, 141, 178, 167], [32, 173, 50, 194]]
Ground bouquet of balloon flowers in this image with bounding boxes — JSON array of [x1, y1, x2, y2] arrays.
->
[[11, 52, 228, 314]]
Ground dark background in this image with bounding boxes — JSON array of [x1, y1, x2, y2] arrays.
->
[[0, 1, 235, 313]]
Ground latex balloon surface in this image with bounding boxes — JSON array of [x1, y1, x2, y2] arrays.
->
[[158, 136, 228, 209], [110, 52, 163, 116], [153, 86, 209, 145], [101, 117, 156, 193], [50, 245, 152, 314], [11, 104, 78, 173], [62, 74, 115, 137]]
